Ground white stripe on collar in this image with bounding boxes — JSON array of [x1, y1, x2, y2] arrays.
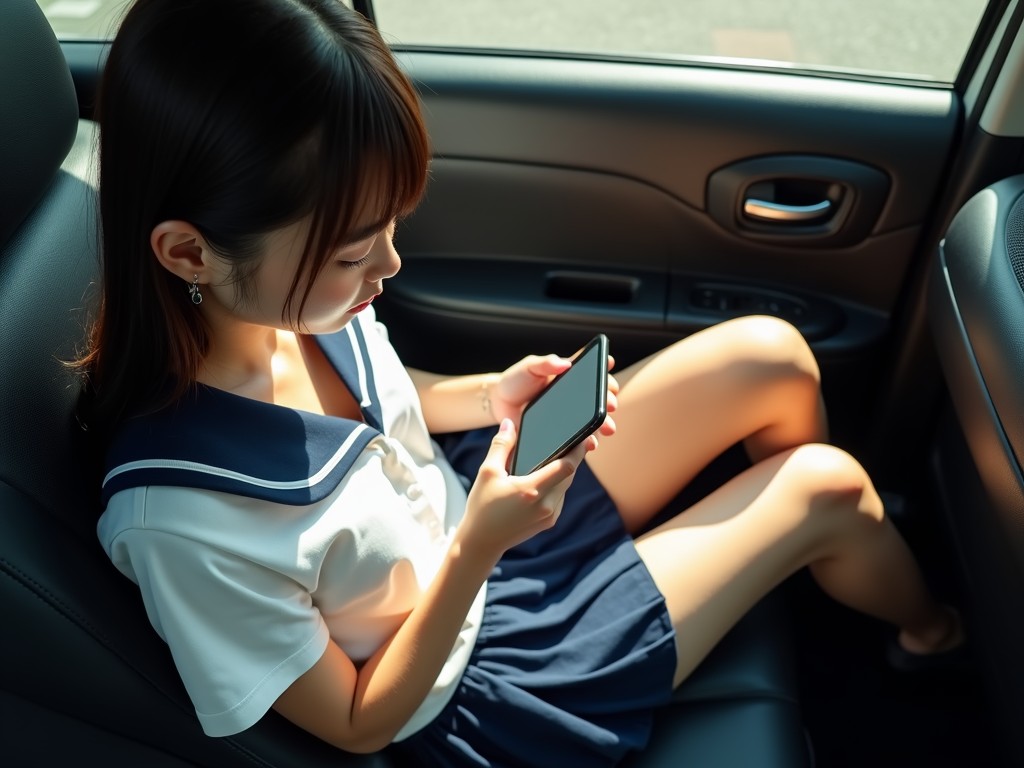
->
[[346, 321, 373, 409], [103, 422, 374, 491]]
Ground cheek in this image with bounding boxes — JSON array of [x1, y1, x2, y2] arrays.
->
[[303, 269, 363, 313], [250, 270, 295, 316]]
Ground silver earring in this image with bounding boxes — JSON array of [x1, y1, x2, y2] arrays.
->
[[188, 274, 203, 305]]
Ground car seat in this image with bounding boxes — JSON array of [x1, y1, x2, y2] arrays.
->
[[0, 0, 810, 765]]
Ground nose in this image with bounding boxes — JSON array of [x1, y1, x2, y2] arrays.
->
[[369, 230, 401, 282]]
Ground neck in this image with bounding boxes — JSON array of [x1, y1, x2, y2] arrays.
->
[[196, 305, 285, 397], [194, 308, 359, 417]]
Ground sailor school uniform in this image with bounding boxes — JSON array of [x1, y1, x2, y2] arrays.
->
[[97, 307, 677, 768]]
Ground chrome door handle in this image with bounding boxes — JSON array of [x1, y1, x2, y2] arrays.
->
[[742, 198, 832, 223]]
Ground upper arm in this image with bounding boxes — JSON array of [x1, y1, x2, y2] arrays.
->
[[110, 524, 332, 737]]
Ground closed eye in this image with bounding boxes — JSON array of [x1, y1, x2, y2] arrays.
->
[[338, 255, 372, 270], [334, 218, 395, 268], [334, 234, 377, 268]]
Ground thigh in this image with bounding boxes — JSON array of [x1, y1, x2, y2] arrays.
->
[[634, 443, 870, 687], [587, 315, 825, 531]]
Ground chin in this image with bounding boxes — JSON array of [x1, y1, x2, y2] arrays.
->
[[301, 314, 355, 336]]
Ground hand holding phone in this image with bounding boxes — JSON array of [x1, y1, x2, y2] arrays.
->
[[510, 334, 609, 475]]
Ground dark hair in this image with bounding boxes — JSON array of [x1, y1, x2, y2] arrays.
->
[[76, 0, 429, 429]]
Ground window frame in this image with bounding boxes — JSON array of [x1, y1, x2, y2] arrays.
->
[[354, 0, 1005, 92]]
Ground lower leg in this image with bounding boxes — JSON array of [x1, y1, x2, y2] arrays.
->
[[637, 444, 961, 687], [810, 509, 962, 654]]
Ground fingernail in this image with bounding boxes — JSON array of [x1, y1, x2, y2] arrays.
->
[[499, 418, 513, 434]]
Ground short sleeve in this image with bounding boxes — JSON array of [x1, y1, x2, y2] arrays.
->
[[113, 527, 330, 737]]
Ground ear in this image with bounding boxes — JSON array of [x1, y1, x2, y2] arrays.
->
[[150, 220, 211, 283]]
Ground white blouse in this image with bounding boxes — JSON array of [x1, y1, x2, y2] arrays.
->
[[97, 307, 485, 740]]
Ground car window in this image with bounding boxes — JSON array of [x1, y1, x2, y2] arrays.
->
[[36, 0, 131, 40], [372, 0, 990, 84], [35, 0, 354, 39], [39, 0, 990, 85]]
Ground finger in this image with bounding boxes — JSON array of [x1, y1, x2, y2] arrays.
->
[[523, 449, 580, 492], [525, 354, 571, 378], [571, 433, 599, 460], [532, 436, 598, 515], [606, 388, 618, 414], [607, 372, 620, 395], [608, 354, 617, 372], [532, 433, 598, 487], [598, 414, 616, 437], [479, 418, 516, 477]]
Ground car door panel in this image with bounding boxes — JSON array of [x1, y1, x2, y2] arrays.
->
[[378, 52, 959, 448], [927, 173, 1024, 768], [403, 52, 956, 232]]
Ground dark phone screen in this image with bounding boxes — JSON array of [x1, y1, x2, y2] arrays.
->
[[511, 336, 607, 475]]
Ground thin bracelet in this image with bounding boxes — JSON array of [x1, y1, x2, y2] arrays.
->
[[480, 376, 497, 421]]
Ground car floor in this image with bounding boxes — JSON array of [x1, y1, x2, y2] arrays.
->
[[790, 504, 1001, 768]]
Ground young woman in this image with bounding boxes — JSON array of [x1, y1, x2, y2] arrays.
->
[[82, 1, 964, 766]]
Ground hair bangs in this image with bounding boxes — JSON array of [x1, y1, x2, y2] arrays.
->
[[323, 41, 429, 251], [287, 36, 430, 325]]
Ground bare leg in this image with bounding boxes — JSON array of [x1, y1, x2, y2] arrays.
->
[[588, 315, 826, 531], [632, 444, 958, 687], [586, 316, 959, 683]]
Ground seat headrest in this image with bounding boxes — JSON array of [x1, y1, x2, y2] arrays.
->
[[0, 0, 79, 247]]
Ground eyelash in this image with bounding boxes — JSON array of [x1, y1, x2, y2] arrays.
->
[[339, 255, 371, 270], [337, 220, 397, 268]]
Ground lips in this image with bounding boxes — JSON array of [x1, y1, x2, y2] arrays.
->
[[349, 294, 378, 313]]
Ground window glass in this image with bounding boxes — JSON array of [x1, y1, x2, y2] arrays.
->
[[36, 0, 353, 39], [38, 0, 989, 85], [373, 0, 991, 84], [36, 0, 132, 39]]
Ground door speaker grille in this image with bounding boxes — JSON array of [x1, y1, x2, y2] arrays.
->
[[1006, 193, 1024, 292]]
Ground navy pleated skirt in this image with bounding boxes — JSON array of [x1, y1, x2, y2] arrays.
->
[[392, 428, 677, 768]]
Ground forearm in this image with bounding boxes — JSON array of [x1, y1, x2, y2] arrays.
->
[[408, 367, 500, 433], [275, 423, 556, 754], [276, 535, 493, 753], [344, 536, 493, 750]]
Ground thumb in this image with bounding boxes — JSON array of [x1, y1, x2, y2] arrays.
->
[[529, 354, 572, 377], [481, 418, 516, 476]]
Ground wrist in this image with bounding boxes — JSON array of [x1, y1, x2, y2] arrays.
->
[[449, 527, 501, 580], [479, 373, 500, 423]]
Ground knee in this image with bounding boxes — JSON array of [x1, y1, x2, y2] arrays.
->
[[783, 443, 884, 530], [728, 315, 820, 391]]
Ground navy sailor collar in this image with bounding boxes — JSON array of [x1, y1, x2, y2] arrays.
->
[[102, 322, 384, 508]]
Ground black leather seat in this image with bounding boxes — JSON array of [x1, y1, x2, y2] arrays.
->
[[0, 1, 808, 765]]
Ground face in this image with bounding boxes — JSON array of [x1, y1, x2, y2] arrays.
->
[[203, 215, 401, 335]]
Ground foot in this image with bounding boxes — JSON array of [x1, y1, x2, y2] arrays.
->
[[897, 604, 964, 656]]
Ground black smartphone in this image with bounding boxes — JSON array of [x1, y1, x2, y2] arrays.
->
[[510, 334, 609, 476]]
